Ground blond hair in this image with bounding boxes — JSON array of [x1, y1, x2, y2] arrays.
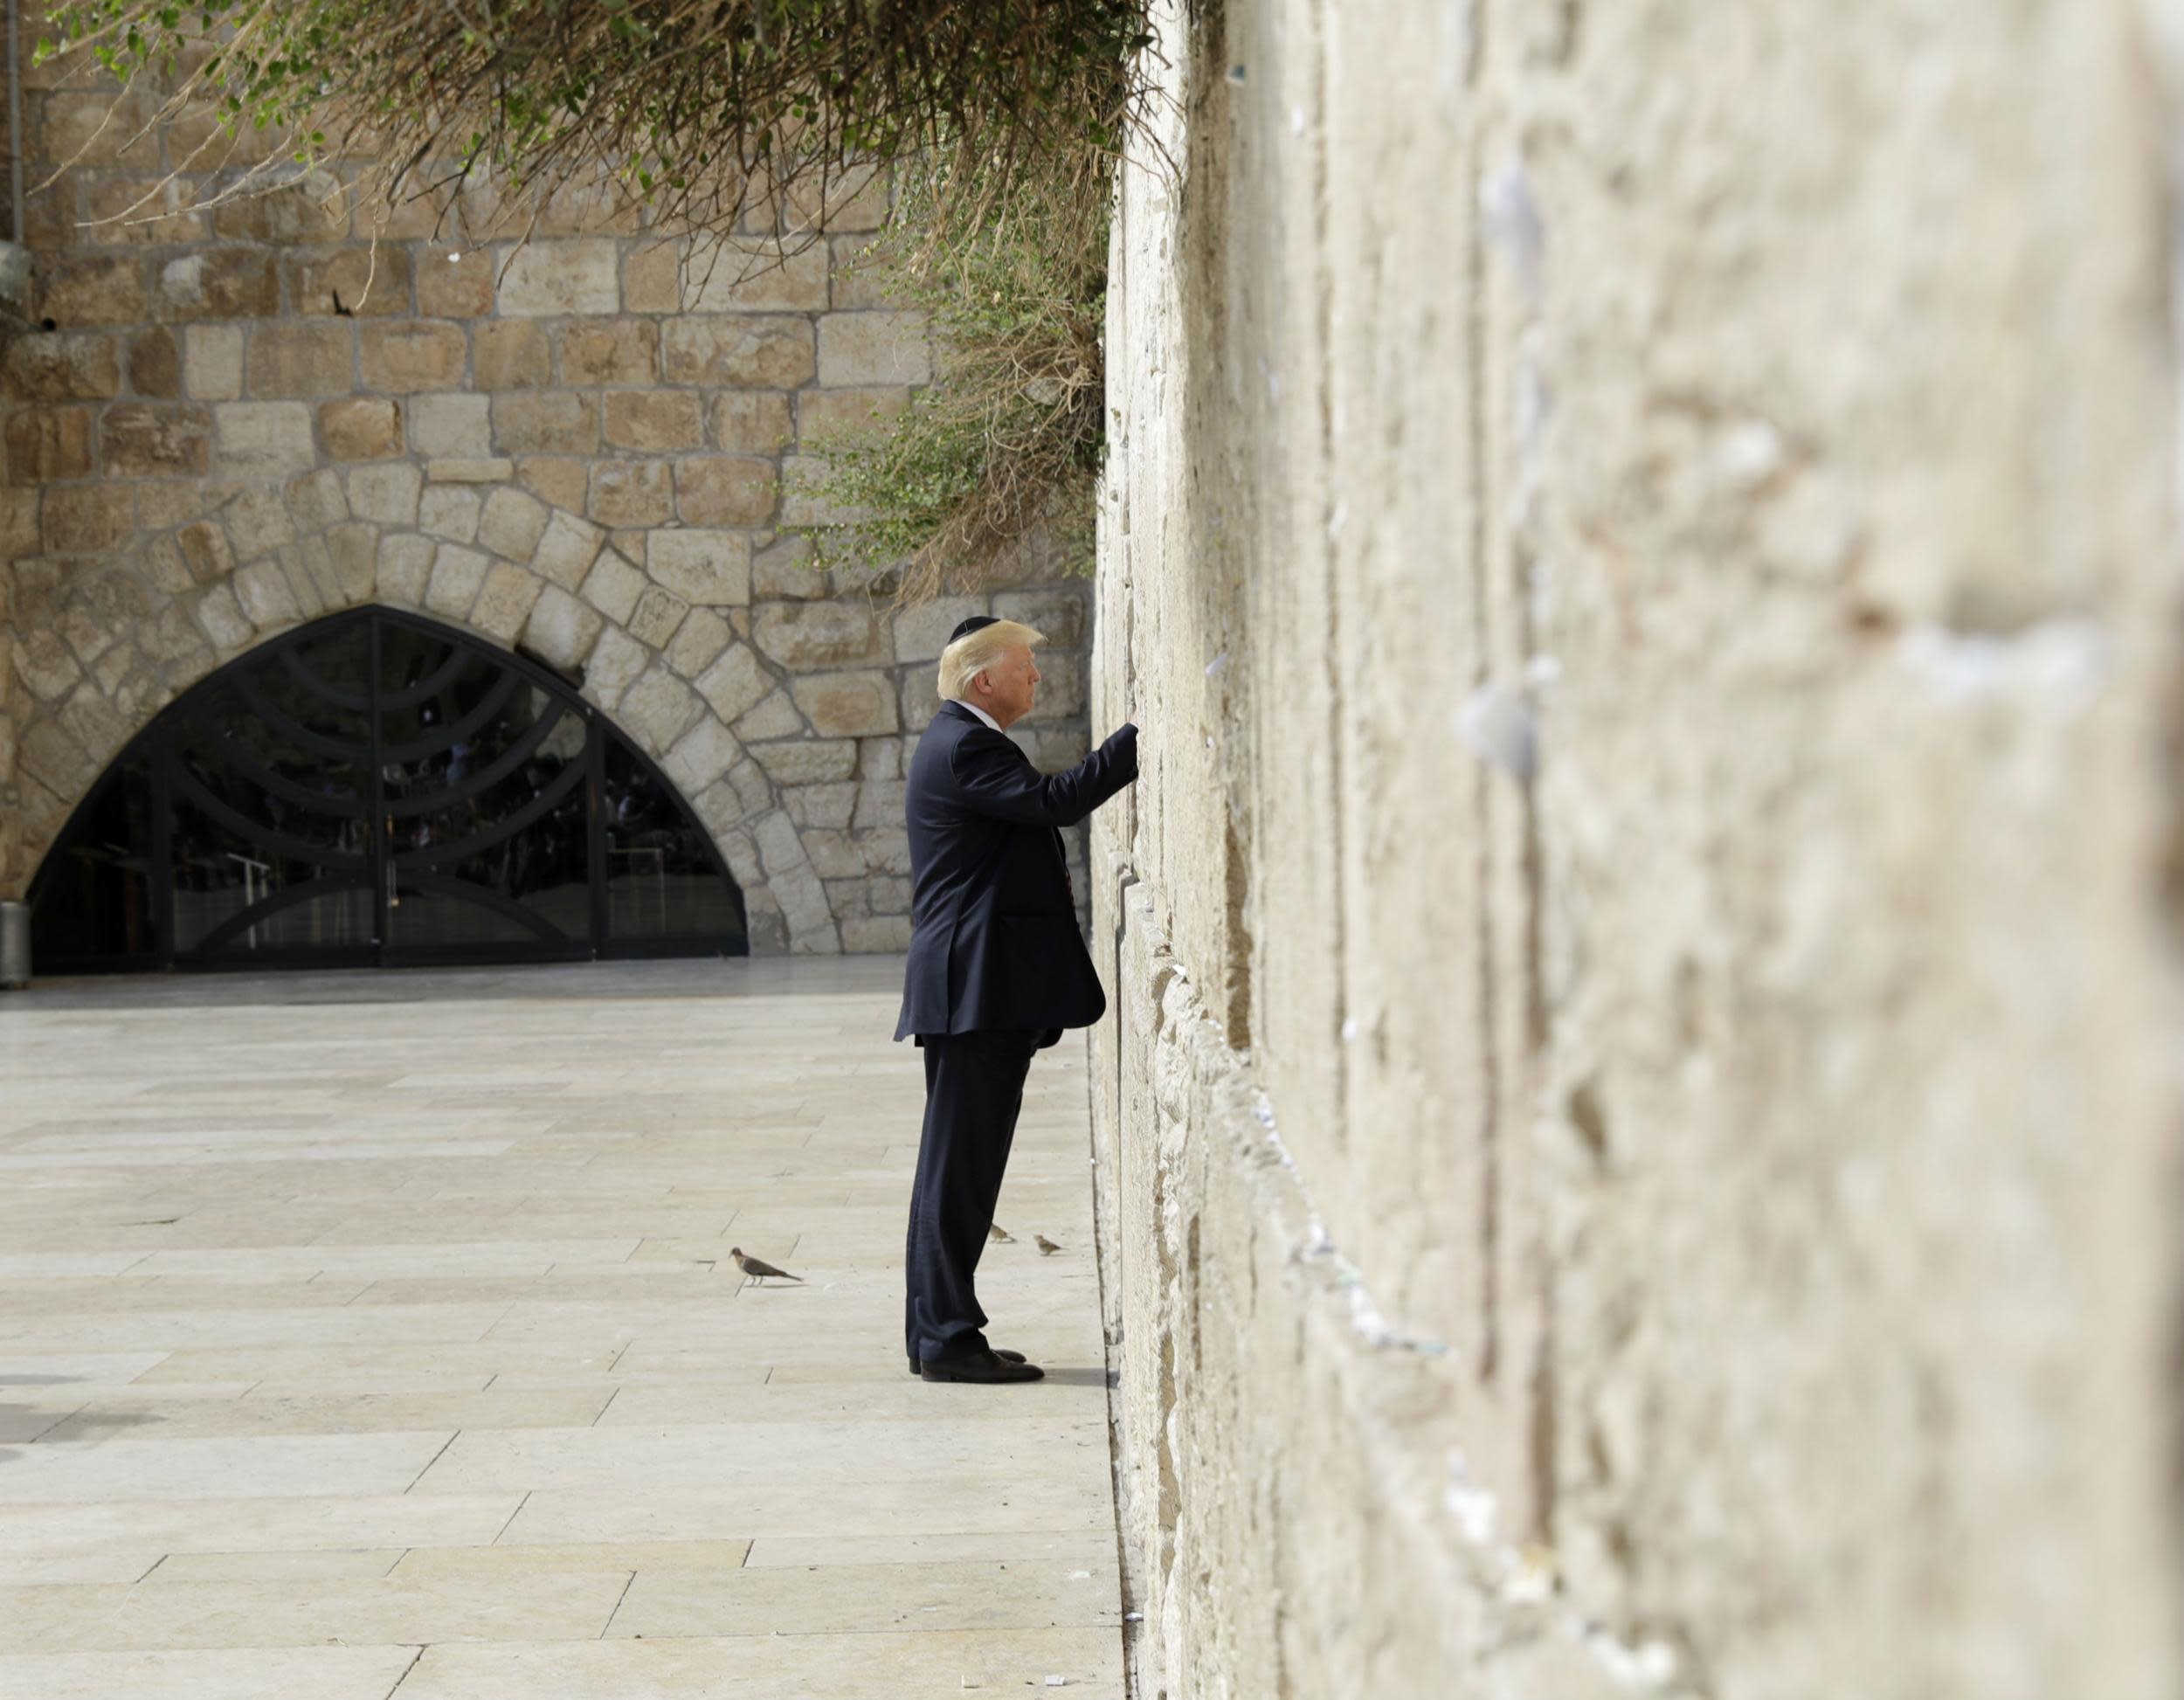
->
[[937, 619, 1046, 703]]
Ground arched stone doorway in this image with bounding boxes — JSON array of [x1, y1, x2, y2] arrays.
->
[[27, 605, 747, 972]]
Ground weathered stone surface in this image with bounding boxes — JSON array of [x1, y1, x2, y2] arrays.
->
[[424, 542, 491, 617], [790, 669, 897, 737], [309, 520, 367, 598], [733, 689, 806, 743], [175, 520, 236, 584], [660, 317, 816, 388], [892, 596, 986, 664], [857, 736, 902, 781], [515, 456, 590, 512], [583, 625, 651, 709], [375, 532, 435, 606], [617, 665, 704, 751], [283, 246, 414, 317], [521, 584, 604, 670], [246, 322, 356, 397], [777, 454, 867, 526], [752, 601, 889, 671], [850, 779, 905, 833], [708, 391, 793, 454], [224, 487, 296, 556], [579, 549, 647, 625], [495, 239, 620, 315], [503, 515, 591, 598], [5, 407, 93, 482], [6, 333, 123, 402], [666, 607, 735, 678], [816, 313, 930, 387], [41, 486, 135, 553], [781, 782, 857, 831], [417, 248, 496, 317], [798, 385, 909, 446], [39, 252, 147, 325], [646, 529, 752, 607], [676, 238, 831, 313], [604, 390, 702, 452], [558, 320, 660, 386], [750, 535, 826, 599], [992, 586, 1089, 649], [128, 328, 181, 397], [627, 584, 690, 649], [230, 557, 302, 627], [348, 461, 423, 526], [897, 665, 941, 733], [425, 457, 514, 484], [156, 249, 280, 321], [664, 715, 743, 796], [286, 466, 349, 530], [587, 460, 674, 529], [694, 643, 773, 725], [674, 457, 777, 528], [479, 487, 550, 562], [493, 391, 598, 454], [407, 393, 491, 457], [474, 321, 551, 390], [469, 562, 544, 643], [798, 827, 910, 880], [209, 171, 346, 242], [419, 486, 482, 543], [211, 401, 314, 476], [320, 396, 404, 460], [360, 321, 468, 392], [183, 325, 243, 401]]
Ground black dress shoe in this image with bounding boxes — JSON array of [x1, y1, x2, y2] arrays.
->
[[907, 1347, 1026, 1376], [919, 1348, 1044, 1384]]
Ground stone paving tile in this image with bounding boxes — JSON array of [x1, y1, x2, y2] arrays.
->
[[0, 958, 1123, 1692]]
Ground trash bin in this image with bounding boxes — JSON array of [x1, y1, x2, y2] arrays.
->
[[0, 902, 29, 990]]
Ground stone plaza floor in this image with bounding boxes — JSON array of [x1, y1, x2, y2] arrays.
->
[[0, 957, 1123, 1698]]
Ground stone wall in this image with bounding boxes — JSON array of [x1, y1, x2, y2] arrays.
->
[[0, 25, 1091, 954], [1091, 3, 2184, 1697]]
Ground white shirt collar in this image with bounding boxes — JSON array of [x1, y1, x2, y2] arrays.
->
[[956, 699, 1002, 733]]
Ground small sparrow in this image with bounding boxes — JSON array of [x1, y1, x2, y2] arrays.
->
[[988, 1224, 1014, 1243], [729, 1247, 802, 1285], [1035, 1235, 1062, 1256]]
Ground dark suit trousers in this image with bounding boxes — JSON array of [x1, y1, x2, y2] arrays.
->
[[904, 1030, 1041, 1363]]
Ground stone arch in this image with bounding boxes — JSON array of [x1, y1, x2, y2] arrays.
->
[[7, 461, 891, 954]]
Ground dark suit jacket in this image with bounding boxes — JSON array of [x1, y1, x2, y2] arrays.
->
[[895, 701, 1138, 1040]]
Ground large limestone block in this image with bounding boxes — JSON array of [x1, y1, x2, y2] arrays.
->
[[246, 322, 356, 397], [677, 238, 831, 313], [493, 391, 599, 454], [321, 397, 404, 460], [790, 670, 898, 737], [816, 312, 930, 387], [360, 321, 468, 392], [424, 542, 491, 617], [588, 460, 674, 528], [584, 625, 652, 709], [660, 318, 816, 388], [695, 642, 772, 723], [213, 401, 315, 476], [409, 394, 492, 457], [892, 596, 985, 663], [675, 458, 778, 528], [100, 403, 212, 476], [558, 320, 660, 385], [349, 462, 424, 525], [618, 665, 704, 751], [522, 584, 605, 670], [478, 487, 549, 561], [648, 530, 753, 607], [753, 601, 890, 671], [469, 563, 543, 643], [156, 249, 279, 320], [495, 239, 621, 315], [531, 511, 605, 590]]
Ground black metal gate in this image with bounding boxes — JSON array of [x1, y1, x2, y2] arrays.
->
[[30, 606, 747, 972]]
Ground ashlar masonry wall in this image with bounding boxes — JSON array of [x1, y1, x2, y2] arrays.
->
[[1091, 3, 2184, 1697], [0, 19, 1092, 953]]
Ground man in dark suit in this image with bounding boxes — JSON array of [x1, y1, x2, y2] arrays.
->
[[898, 615, 1139, 1384]]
